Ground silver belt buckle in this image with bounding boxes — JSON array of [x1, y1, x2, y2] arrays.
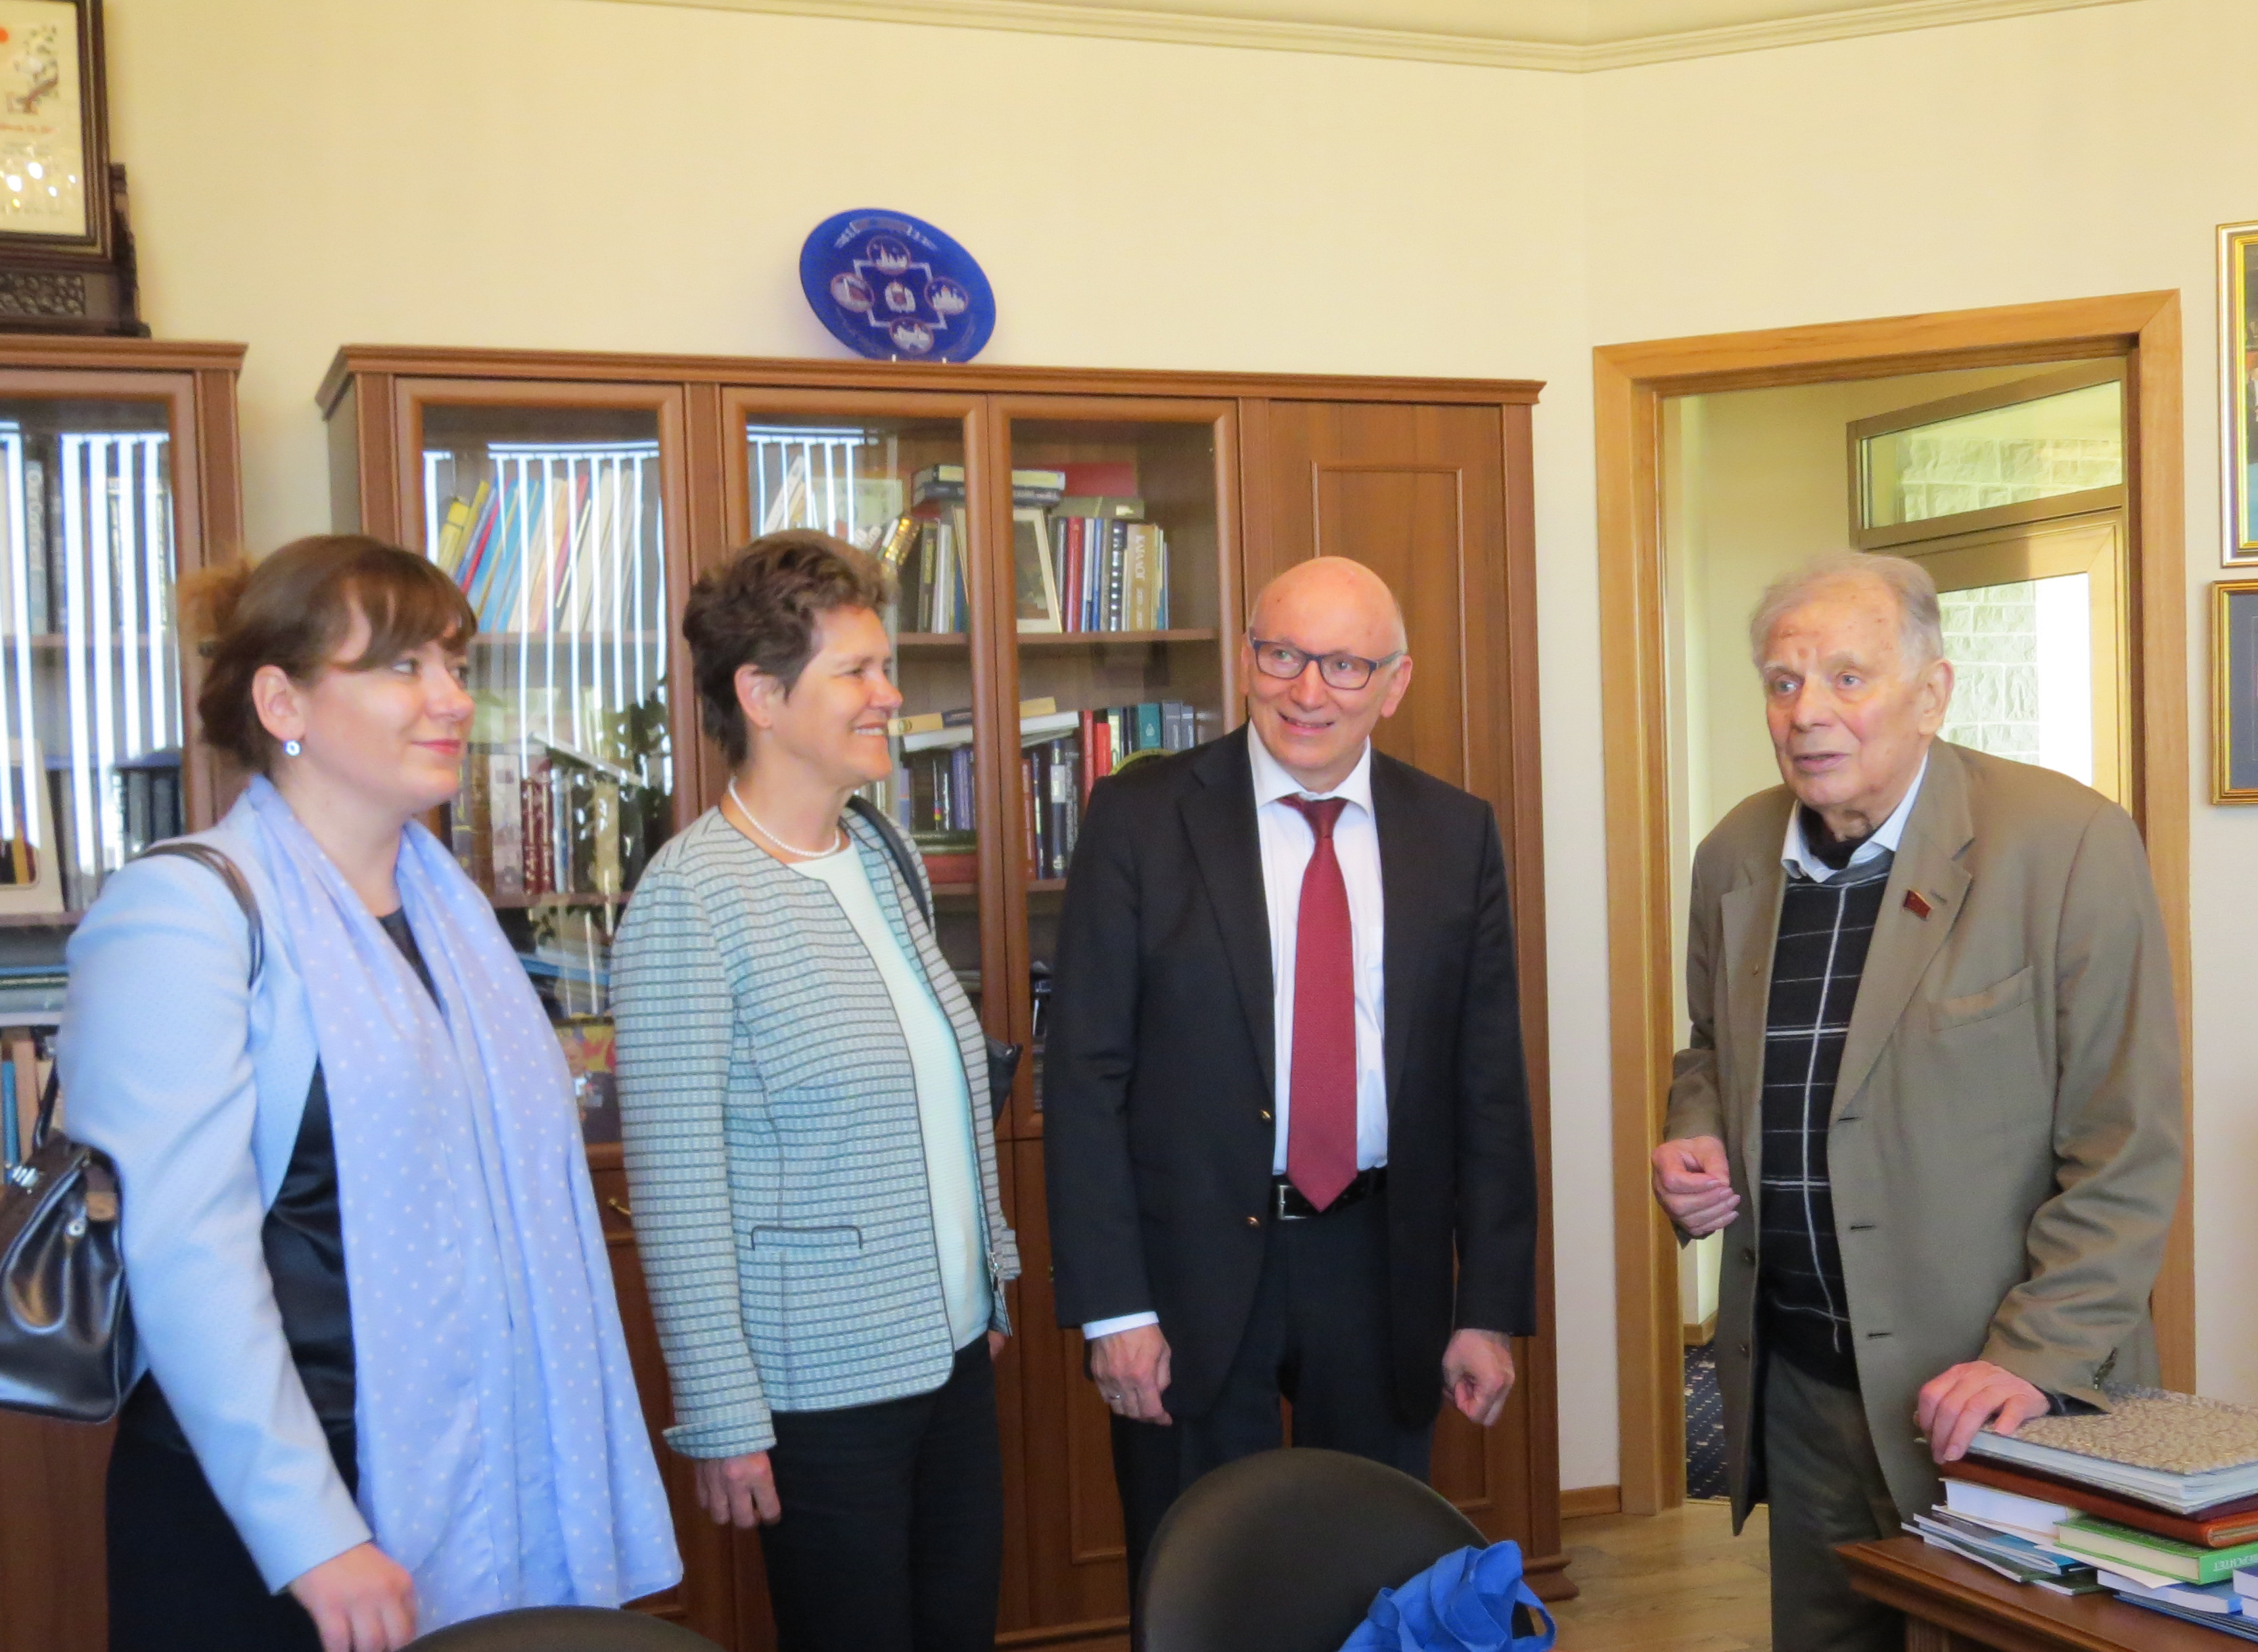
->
[[1274, 1180, 1306, 1222]]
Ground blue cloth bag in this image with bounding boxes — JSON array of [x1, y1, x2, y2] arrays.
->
[[1339, 1540, 1557, 1652]]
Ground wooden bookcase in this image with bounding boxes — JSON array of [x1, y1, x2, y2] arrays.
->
[[0, 334, 246, 1652], [320, 346, 1563, 1649]]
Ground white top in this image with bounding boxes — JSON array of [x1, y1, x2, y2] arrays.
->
[[1083, 722, 1390, 1343], [1779, 754, 1929, 883], [787, 844, 991, 1348]]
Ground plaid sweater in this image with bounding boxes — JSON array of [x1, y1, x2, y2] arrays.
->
[[1757, 847, 1894, 1388]]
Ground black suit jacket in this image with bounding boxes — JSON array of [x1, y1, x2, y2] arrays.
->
[[1042, 729, 1539, 1425]]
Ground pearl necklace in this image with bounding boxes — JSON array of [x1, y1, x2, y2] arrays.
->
[[727, 777, 844, 859]]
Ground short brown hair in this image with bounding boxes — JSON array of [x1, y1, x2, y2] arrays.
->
[[682, 530, 892, 766], [183, 534, 478, 773]]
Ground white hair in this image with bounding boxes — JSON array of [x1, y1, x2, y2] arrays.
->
[[1747, 551, 1943, 672]]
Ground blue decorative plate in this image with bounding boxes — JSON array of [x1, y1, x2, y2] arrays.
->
[[801, 210, 996, 363]]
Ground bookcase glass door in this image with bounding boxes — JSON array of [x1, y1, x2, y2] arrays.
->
[[735, 408, 989, 1020], [1002, 411, 1233, 1120], [415, 401, 674, 1146], [0, 396, 183, 920]]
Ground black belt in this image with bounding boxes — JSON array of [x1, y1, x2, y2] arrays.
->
[[1272, 1167, 1386, 1221]]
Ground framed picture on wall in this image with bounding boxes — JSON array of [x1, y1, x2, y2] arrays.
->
[[0, 0, 137, 334], [2213, 580, 2258, 800], [2218, 222, 2258, 564]]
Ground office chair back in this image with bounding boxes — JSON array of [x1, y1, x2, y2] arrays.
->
[[1138, 1446, 1488, 1652], [404, 1606, 722, 1651]]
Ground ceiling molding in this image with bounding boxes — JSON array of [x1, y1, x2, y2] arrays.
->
[[590, 0, 2137, 72]]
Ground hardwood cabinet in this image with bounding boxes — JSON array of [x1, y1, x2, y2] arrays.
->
[[0, 335, 247, 1652], [320, 348, 1561, 1649]]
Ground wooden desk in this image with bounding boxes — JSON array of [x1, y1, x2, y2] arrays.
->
[[1841, 1536, 2241, 1651]]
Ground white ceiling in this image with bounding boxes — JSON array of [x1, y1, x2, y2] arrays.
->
[[597, 0, 2138, 70]]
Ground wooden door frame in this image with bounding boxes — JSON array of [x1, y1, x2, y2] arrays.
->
[[1594, 292, 2192, 1516]]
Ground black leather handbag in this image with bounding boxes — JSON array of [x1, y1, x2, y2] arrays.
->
[[0, 842, 262, 1423], [847, 797, 1023, 1114]]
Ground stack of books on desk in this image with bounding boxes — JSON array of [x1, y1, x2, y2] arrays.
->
[[1937, 1388, 2258, 1636]]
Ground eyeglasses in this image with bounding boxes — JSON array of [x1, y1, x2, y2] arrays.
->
[[1247, 636, 1403, 692]]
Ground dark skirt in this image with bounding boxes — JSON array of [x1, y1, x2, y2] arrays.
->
[[105, 1377, 358, 1652]]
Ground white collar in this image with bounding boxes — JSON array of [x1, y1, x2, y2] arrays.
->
[[1247, 720, 1375, 815], [1780, 752, 1929, 883]]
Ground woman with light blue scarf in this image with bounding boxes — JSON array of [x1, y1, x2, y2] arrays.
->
[[62, 537, 680, 1652]]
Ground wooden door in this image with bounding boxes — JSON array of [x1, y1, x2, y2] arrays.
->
[[1239, 398, 1567, 1596]]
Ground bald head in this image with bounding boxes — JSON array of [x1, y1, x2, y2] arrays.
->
[[1240, 556, 1414, 793], [1249, 557, 1408, 657]]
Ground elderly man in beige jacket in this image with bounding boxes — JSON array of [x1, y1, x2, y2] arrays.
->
[[1651, 551, 2183, 1652]]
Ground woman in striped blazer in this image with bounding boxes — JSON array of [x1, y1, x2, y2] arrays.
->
[[612, 530, 1019, 1652]]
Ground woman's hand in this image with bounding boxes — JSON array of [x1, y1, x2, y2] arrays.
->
[[287, 1542, 416, 1652], [695, 1451, 782, 1526]]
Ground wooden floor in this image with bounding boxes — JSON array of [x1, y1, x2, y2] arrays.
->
[[1550, 1500, 1772, 1652]]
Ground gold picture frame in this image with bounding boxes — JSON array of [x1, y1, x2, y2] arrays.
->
[[2218, 222, 2258, 564], [2213, 579, 2258, 800]]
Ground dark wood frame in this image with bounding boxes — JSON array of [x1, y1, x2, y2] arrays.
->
[[322, 346, 1558, 1647], [0, 332, 245, 1652]]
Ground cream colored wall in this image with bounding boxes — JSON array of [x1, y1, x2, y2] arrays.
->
[[98, 0, 2258, 1505], [1587, 0, 2258, 1439], [96, 0, 1621, 1482]]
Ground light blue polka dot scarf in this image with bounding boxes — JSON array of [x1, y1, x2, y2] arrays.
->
[[242, 777, 680, 1627]]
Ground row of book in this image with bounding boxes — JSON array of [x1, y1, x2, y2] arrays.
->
[[37, 758, 185, 914], [448, 745, 664, 902], [0, 432, 177, 644], [1023, 700, 1203, 879], [430, 451, 664, 635], [0, 1026, 55, 1169], [1046, 512, 1168, 633], [1914, 1389, 2258, 1634]]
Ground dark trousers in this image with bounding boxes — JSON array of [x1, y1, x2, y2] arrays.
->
[[106, 1377, 357, 1652], [758, 1336, 1003, 1652], [1110, 1191, 1433, 1599], [1763, 1351, 1906, 1652]]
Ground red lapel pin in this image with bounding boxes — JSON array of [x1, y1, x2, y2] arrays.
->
[[1902, 890, 1933, 920]]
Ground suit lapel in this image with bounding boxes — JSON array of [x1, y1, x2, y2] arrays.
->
[[1720, 837, 1787, 1192], [1372, 757, 1419, 1109], [1827, 744, 1975, 1123], [1180, 733, 1278, 1097]]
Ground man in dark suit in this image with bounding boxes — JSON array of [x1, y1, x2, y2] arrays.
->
[[1044, 556, 1540, 1589]]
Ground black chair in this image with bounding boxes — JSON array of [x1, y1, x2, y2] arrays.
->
[[404, 1607, 722, 1651], [1137, 1446, 1488, 1652]]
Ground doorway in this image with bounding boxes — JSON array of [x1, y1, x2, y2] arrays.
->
[[1661, 357, 2136, 1499], [1594, 294, 2192, 1516]]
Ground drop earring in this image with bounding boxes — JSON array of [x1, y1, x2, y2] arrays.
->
[[282, 739, 302, 758]]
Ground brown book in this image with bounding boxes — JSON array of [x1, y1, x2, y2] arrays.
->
[[1947, 1456, 2258, 1548]]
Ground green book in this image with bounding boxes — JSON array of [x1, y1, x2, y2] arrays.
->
[[2054, 1515, 2258, 1584]]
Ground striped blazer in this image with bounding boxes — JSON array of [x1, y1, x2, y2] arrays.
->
[[612, 807, 1019, 1459]]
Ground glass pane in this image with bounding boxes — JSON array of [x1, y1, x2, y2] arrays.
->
[[0, 400, 181, 921], [419, 403, 672, 1133], [1005, 419, 1229, 1108], [1939, 572, 2092, 787], [1862, 380, 2123, 529], [743, 412, 986, 1016]]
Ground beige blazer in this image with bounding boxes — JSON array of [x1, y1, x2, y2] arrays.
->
[[1665, 740, 2183, 1525]]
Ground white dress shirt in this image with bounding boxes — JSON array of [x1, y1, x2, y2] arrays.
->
[[1084, 722, 1389, 1342], [1779, 754, 1928, 882]]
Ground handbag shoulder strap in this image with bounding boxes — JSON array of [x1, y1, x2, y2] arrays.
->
[[845, 795, 931, 929], [37, 842, 265, 1153]]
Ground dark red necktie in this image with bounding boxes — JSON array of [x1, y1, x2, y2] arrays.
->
[[1286, 796, 1357, 1212]]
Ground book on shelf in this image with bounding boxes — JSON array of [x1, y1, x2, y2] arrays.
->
[[432, 463, 649, 633], [1048, 514, 1170, 633], [2052, 1515, 2258, 1586], [911, 464, 1067, 507], [451, 743, 658, 904], [897, 510, 971, 633], [889, 697, 1057, 742], [1967, 1388, 2258, 1515], [1947, 1457, 2258, 1548], [1018, 700, 1200, 879]]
